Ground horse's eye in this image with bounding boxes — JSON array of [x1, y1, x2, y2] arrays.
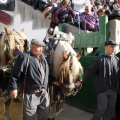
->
[[15, 41, 20, 45]]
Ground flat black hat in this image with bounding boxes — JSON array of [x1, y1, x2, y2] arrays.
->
[[31, 39, 46, 47], [104, 39, 118, 46]]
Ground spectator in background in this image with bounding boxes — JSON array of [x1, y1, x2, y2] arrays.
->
[[105, 0, 114, 11], [97, 8, 105, 16], [108, 6, 120, 21], [90, 0, 95, 6], [95, 2, 103, 10], [115, 0, 120, 6], [72, 0, 91, 27], [42, 0, 62, 19], [48, 0, 75, 34], [104, 9, 111, 16], [80, 4, 99, 31], [112, 1, 120, 12], [103, 4, 110, 10], [72, 0, 90, 13]]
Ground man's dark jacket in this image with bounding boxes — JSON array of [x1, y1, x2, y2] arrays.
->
[[8, 52, 49, 93], [83, 54, 120, 94]]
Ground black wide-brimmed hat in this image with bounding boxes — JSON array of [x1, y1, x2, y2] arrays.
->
[[105, 39, 118, 46], [31, 39, 46, 47]]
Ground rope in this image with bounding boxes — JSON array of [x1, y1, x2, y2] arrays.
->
[[21, 53, 30, 120]]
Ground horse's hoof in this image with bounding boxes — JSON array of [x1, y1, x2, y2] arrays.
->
[[4, 113, 11, 120]]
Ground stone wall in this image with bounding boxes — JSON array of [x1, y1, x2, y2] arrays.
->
[[109, 19, 120, 53]]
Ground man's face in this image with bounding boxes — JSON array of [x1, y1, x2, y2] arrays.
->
[[105, 45, 116, 55], [85, 6, 91, 14], [31, 45, 43, 57]]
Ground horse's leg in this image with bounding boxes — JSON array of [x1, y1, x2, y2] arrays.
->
[[0, 71, 12, 120], [3, 98, 11, 120], [0, 71, 7, 92]]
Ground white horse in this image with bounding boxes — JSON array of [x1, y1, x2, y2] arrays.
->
[[52, 39, 83, 96], [46, 27, 83, 118]]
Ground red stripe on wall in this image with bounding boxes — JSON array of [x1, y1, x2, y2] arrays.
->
[[0, 10, 13, 25]]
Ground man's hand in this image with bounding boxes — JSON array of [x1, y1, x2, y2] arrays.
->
[[75, 81, 82, 89], [10, 89, 18, 98], [89, 24, 95, 29]]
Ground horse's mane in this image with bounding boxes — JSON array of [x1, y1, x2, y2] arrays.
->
[[0, 33, 7, 66], [0, 27, 28, 67]]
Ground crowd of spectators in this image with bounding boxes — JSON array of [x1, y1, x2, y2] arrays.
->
[[21, 0, 120, 33], [48, 0, 120, 33]]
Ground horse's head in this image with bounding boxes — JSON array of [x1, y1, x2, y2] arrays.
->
[[3, 27, 28, 64], [58, 50, 83, 96]]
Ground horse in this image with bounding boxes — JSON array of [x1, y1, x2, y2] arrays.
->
[[45, 27, 83, 118], [0, 27, 28, 120]]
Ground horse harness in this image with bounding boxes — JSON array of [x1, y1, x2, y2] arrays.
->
[[48, 36, 83, 96], [58, 52, 83, 96]]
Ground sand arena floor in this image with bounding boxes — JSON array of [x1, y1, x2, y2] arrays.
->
[[0, 96, 23, 120]]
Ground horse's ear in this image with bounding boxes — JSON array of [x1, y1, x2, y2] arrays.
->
[[21, 28, 24, 32], [63, 51, 69, 60], [4, 27, 11, 35], [77, 50, 83, 60], [68, 32, 75, 40]]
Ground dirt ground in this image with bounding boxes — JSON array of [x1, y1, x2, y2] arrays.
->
[[0, 96, 22, 120]]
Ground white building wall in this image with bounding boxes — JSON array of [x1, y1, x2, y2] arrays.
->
[[0, 0, 51, 42]]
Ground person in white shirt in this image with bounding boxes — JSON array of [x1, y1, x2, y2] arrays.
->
[[72, 0, 91, 27], [72, 0, 91, 13]]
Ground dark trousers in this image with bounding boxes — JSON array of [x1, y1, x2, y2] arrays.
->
[[115, 93, 120, 119], [0, 71, 9, 91], [91, 89, 117, 120]]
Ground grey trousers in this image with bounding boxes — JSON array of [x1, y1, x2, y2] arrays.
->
[[23, 89, 49, 120], [91, 89, 117, 120]]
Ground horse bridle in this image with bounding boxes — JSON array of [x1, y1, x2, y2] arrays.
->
[[59, 52, 82, 96]]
